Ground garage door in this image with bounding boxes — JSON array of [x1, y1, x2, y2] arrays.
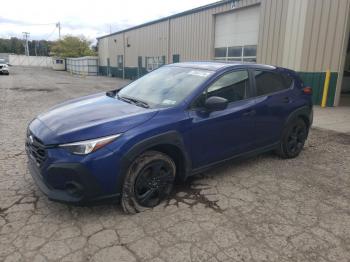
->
[[214, 5, 260, 62]]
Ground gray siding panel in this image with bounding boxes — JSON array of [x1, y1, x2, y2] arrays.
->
[[301, 0, 350, 72], [98, 0, 349, 74], [257, 0, 289, 66], [98, 0, 261, 67]]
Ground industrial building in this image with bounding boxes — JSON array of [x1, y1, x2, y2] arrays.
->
[[97, 0, 350, 106]]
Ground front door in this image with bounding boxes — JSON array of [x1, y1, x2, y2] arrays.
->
[[188, 69, 256, 168]]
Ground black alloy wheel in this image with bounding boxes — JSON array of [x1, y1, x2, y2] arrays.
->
[[121, 151, 176, 214], [276, 118, 308, 158], [134, 160, 175, 207], [286, 122, 307, 155]]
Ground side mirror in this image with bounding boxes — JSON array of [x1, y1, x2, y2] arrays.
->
[[204, 96, 228, 111]]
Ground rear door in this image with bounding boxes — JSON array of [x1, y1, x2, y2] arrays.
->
[[252, 69, 295, 148]]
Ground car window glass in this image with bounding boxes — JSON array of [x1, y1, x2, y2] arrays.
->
[[118, 66, 213, 108], [283, 74, 293, 88], [254, 70, 290, 96], [206, 70, 249, 103]]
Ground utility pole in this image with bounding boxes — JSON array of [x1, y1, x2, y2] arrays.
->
[[56, 22, 61, 39], [22, 32, 30, 56]]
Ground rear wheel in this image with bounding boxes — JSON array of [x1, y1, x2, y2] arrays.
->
[[276, 118, 308, 159], [121, 151, 176, 214]]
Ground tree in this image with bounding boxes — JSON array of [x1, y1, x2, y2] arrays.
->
[[0, 37, 53, 56], [51, 36, 96, 58]]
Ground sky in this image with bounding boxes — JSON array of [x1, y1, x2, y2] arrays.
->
[[0, 0, 218, 42]]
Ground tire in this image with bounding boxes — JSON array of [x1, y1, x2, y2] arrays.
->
[[276, 118, 308, 159], [121, 150, 176, 214]]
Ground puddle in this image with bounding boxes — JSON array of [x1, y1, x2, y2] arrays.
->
[[167, 174, 224, 213]]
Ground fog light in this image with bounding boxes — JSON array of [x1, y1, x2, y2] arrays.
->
[[65, 182, 83, 197]]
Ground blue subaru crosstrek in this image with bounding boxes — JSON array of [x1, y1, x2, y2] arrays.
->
[[26, 62, 313, 213]]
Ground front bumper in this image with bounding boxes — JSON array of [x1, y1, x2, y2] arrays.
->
[[25, 119, 126, 204], [27, 158, 120, 204], [26, 146, 121, 204]]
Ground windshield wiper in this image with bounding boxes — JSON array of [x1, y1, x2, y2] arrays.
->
[[118, 95, 150, 108]]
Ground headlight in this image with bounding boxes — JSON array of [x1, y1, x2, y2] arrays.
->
[[59, 134, 121, 155]]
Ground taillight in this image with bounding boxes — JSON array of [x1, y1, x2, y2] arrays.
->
[[303, 86, 312, 94]]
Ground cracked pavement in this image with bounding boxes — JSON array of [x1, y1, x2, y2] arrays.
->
[[1, 67, 350, 262]]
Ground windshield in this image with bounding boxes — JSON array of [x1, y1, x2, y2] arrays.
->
[[118, 66, 213, 108]]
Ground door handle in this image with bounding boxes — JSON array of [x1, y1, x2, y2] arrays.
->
[[242, 109, 256, 117], [282, 97, 291, 103]]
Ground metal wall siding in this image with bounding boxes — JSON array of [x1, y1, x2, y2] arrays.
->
[[272, 0, 283, 64], [301, 0, 350, 72], [257, 0, 289, 66], [333, 0, 350, 71], [269, 0, 278, 63], [281, 0, 308, 70], [315, 0, 331, 70], [98, 0, 261, 67], [323, 0, 340, 70], [267, 0, 278, 64], [256, 0, 266, 62]]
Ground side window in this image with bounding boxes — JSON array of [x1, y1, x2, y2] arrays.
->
[[192, 70, 250, 108], [207, 70, 249, 103], [254, 70, 290, 96]]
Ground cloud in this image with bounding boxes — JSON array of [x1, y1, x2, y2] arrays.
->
[[0, 0, 217, 41]]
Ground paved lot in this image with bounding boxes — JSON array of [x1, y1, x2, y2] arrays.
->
[[0, 67, 350, 262], [313, 106, 350, 133]]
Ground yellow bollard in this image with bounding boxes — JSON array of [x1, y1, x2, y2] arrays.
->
[[321, 70, 331, 108]]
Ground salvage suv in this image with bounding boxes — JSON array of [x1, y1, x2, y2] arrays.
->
[[26, 62, 313, 213]]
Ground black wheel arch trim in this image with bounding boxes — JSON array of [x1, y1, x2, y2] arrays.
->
[[284, 105, 313, 129], [117, 131, 192, 193]]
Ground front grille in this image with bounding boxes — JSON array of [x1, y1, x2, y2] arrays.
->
[[26, 132, 47, 167]]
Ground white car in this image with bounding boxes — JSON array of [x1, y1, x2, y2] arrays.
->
[[0, 59, 9, 75]]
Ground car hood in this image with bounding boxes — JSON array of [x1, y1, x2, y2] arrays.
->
[[30, 93, 158, 144]]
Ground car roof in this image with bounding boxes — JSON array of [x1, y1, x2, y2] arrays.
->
[[167, 61, 277, 71]]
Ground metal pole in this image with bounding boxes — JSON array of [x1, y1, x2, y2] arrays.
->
[[22, 32, 30, 56], [321, 70, 331, 108], [56, 22, 61, 40]]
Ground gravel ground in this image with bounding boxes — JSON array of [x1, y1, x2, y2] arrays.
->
[[0, 67, 350, 262]]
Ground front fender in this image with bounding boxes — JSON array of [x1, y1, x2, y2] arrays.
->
[[116, 131, 192, 193]]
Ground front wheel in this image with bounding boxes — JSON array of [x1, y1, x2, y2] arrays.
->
[[121, 151, 176, 214], [276, 118, 308, 159]]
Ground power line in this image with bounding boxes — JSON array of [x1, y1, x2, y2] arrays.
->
[[43, 26, 57, 40], [18, 22, 57, 27]]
